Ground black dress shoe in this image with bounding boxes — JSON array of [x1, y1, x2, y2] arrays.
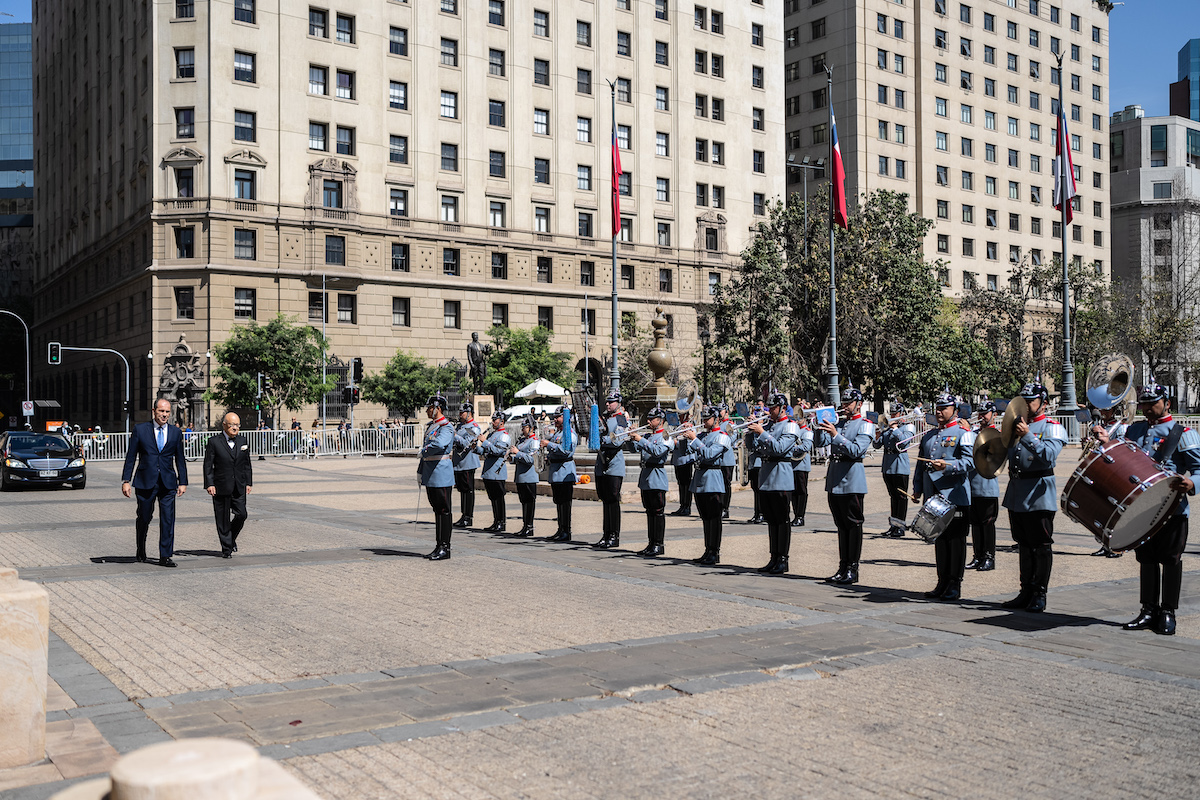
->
[[135, 554, 148, 563], [924, 585, 948, 599], [693, 550, 719, 566], [939, 585, 961, 602], [765, 557, 789, 575], [759, 557, 781, 573], [965, 557, 981, 570], [426, 544, 451, 561], [483, 522, 502, 532], [977, 556, 995, 571], [791, 517, 804, 527], [1025, 591, 1047, 613], [825, 569, 849, 584], [547, 531, 572, 543], [1001, 590, 1033, 609], [1089, 546, 1110, 557], [453, 518, 472, 529], [1123, 607, 1158, 631], [1105, 549, 1123, 559], [592, 535, 613, 549], [637, 544, 664, 557], [221, 551, 233, 559], [232, 544, 237, 553], [160, 558, 177, 568], [747, 515, 765, 525], [669, 508, 690, 516], [722, 510, 730, 519], [514, 526, 534, 538], [1154, 610, 1177, 635]]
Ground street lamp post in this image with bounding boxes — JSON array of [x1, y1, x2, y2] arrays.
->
[[0, 309, 31, 417]]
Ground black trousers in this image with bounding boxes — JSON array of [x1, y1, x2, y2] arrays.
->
[[933, 511, 970, 589], [828, 493, 865, 568], [1135, 515, 1189, 611], [722, 466, 734, 513], [426, 485, 453, 545], [1008, 510, 1055, 593], [791, 471, 809, 519], [674, 464, 694, 511], [483, 478, 506, 526], [642, 488, 666, 544], [211, 491, 248, 554], [551, 481, 574, 535], [748, 467, 762, 517], [696, 491, 724, 553], [516, 482, 537, 529], [454, 469, 476, 519], [882, 473, 910, 525], [596, 474, 623, 537], [970, 497, 999, 559]]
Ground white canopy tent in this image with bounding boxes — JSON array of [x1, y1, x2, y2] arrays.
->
[[514, 378, 570, 399]]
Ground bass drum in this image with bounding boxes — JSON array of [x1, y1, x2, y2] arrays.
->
[[911, 494, 956, 543], [1061, 440, 1183, 551]]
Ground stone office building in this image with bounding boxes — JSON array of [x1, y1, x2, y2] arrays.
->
[[32, 0, 783, 428]]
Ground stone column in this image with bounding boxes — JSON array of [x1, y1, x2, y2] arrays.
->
[[0, 566, 49, 769]]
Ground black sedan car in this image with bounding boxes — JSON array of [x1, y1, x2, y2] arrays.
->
[[1, 431, 87, 490]]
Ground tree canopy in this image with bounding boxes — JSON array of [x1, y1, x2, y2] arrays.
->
[[482, 325, 574, 406], [205, 315, 334, 423], [361, 351, 458, 419]]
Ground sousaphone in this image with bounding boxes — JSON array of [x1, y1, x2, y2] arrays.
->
[[1085, 353, 1136, 417]]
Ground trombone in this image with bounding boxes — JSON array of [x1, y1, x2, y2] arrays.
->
[[727, 413, 771, 434]]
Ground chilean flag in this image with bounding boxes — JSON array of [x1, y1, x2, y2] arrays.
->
[[612, 128, 623, 237], [831, 110, 849, 229], [1053, 105, 1076, 225]]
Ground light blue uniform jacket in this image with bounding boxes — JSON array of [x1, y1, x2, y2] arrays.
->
[[876, 424, 915, 475], [815, 416, 876, 494], [478, 429, 511, 481], [968, 423, 1001, 499], [452, 420, 481, 471], [418, 419, 455, 488], [596, 413, 627, 477], [634, 431, 670, 490], [672, 430, 696, 465], [545, 428, 576, 484], [1002, 415, 1066, 513], [751, 418, 800, 492], [510, 434, 540, 484], [792, 425, 813, 474], [689, 431, 731, 494], [719, 420, 737, 466], [913, 421, 975, 507]]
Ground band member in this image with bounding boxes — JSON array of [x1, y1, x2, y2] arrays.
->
[[684, 406, 732, 565], [719, 404, 736, 519], [745, 403, 766, 524], [791, 410, 814, 527], [508, 416, 540, 537], [419, 396, 455, 561], [541, 406, 576, 542], [1089, 404, 1127, 558], [477, 410, 511, 533], [747, 394, 801, 574], [593, 392, 628, 550], [629, 407, 670, 557], [670, 412, 696, 516], [967, 400, 1000, 571], [451, 403, 481, 528], [815, 388, 875, 585], [1096, 383, 1200, 635], [1000, 382, 1066, 613], [912, 393, 975, 600], [875, 402, 916, 538]]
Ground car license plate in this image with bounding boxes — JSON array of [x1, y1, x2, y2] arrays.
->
[[39, 470, 58, 477]]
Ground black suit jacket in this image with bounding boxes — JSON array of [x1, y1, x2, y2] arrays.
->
[[203, 434, 253, 496]]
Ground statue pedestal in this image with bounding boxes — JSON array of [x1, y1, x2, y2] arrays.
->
[[636, 381, 677, 412], [0, 566, 49, 770]]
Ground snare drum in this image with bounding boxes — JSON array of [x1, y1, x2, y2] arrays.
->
[[1061, 440, 1183, 552], [911, 494, 956, 543]]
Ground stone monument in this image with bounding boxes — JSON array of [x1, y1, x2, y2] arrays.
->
[[636, 306, 678, 411], [0, 566, 49, 770], [155, 334, 208, 428]]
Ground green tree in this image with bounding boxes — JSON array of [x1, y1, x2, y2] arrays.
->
[[482, 325, 574, 405], [361, 351, 457, 420], [205, 315, 334, 423]]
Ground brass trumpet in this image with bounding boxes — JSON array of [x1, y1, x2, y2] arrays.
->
[[878, 409, 924, 429], [727, 413, 771, 433]]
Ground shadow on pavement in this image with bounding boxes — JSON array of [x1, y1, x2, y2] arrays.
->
[[363, 547, 429, 559], [90, 555, 139, 564], [175, 549, 225, 558]]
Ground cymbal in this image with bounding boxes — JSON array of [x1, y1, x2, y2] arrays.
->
[[973, 427, 1007, 479], [1000, 396, 1030, 448]]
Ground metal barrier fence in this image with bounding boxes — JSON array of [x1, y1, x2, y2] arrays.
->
[[70, 425, 423, 462]]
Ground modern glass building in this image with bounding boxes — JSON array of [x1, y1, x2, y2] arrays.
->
[[1175, 38, 1200, 122], [0, 22, 33, 223]]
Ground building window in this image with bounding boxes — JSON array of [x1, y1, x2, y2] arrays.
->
[[175, 227, 194, 258], [489, 49, 505, 76], [234, 288, 256, 319], [175, 287, 195, 319], [234, 51, 255, 83], [234, 169, 256, 200], [392, 297, 410, 326], [441, 38, 458, 67], [323, 179, 342, 208], [536, 256, 553, 283], [581, 261, 595, 287], [308, 291, 325, 323], [656, 41, 669, 66], [444, 301, 460, 329], [391, 243, 409, 271], [441, 195, 459, 222], [336, 13, 354, 43], [619, 218, 633, 241], [390, 26, 408, 56], [656, 86, 669, 110], [325, 235, 345, 265], [577, 117, 592, 143], [659, 268, 673, 293], [309, 8, 327, 37], [657, 222, 671, 247], [233, 0, 255, 22], [176, 48, 195, 78], [537, 306, 554, 331], [390, 188, 408, 217], [656, 132, 670, 157], [533, 59, 550, 86], [491, 252, 508, 279], [443, 248, 460, 276], [232, 228, 256, 260], [389, 81, 406, 109], [534, 9, 549, 37], [439, 143, 458, 172], [535, 207, 550, 232], [621, 264, 636, 289], [752, 65, 764, 88], [488, 0, 505, 26], [534, 158, 550, 184], [177, 0, 195, 18], [618, 31, 632, 57], [577, 68, 592, 94], [440, 91, 458, 119], [578, 212, 594, 238], [309, 65, 327, 95], [489, 100, 506, 127], [577, 165, 592, 191], [175, 108, 194, 138], [232, 110, 257, 142], [489, 201, 506, 228], [712, 186, 725, 208], [577, 20, 592, 46], [489, 151, 506, 178], [390, 135, 408, 164], [754, 192, 766, 215], [309, 122, 327, 150], [491, 304, 509, 328]]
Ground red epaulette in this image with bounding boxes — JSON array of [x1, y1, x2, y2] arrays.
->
[[1047, 418, 1062, 425]]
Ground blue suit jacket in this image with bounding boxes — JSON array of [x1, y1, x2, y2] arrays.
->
[[122, 421, 188, 491]]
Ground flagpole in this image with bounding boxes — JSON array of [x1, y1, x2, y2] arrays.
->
[[1055, 52, 1078, 412], [607, 79, 621, 396], [825, 65, 841, 407]]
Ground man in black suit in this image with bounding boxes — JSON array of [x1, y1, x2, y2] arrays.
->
[[121, 398, 188, 567], [203, 412, 254, 558]]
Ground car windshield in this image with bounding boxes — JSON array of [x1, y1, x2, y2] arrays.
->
[[7, 434, 72, 451]]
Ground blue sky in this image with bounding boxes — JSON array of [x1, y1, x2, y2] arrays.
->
[[0, 0, 1192, 115]]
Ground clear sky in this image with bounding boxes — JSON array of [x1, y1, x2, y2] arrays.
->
[[0, 0, 1192, 115]]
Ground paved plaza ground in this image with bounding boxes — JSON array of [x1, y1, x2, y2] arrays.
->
[[1, 451, 1199, 798]]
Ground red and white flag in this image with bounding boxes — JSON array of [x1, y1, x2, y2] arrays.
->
[[611, 127, 623, 237], [1053, 105, 1076, 225], [831, 110, 849, 229]]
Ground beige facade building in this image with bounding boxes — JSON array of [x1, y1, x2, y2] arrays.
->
[[784, 0, 1110, 303], [32, 0, 783, 428]]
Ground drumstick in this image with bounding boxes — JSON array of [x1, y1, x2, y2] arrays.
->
[[901, 489, 920, 502]]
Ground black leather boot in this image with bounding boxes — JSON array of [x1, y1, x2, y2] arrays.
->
[[765, 526, 789, 574], [825, 565, 849, 583], [1025, 545, 1053, 612], [759, 522, 779, 571], [453, 517, 471, 529], [1001, 546, 1035, 608], [1123, 607, 1159, 630], [965, 555, 981, 570], [1154, 609, 1177, 636], [977, 553, 995, 571], [427, 518, 451, 561], [639, 515, 665, 557], [843, 562, 860, 585], [939, 582, 961, 602]]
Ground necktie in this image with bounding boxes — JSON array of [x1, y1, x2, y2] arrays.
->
[[157, 426, 165, 451]]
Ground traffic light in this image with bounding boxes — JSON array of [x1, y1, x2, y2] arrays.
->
[[122, 400, 132, 415], [351, 387, 360, 405], [352, 358, 364, 383], [342, 386, 353, 405], [263, 375, 273, 393], [48, 342, 61, 365]]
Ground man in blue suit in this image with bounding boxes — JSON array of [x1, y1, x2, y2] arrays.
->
[[121, 398, 189, 567]]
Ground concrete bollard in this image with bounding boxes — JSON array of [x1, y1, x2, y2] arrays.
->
[[0, 565, 50, 770], [50, 738, 325, 800]]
